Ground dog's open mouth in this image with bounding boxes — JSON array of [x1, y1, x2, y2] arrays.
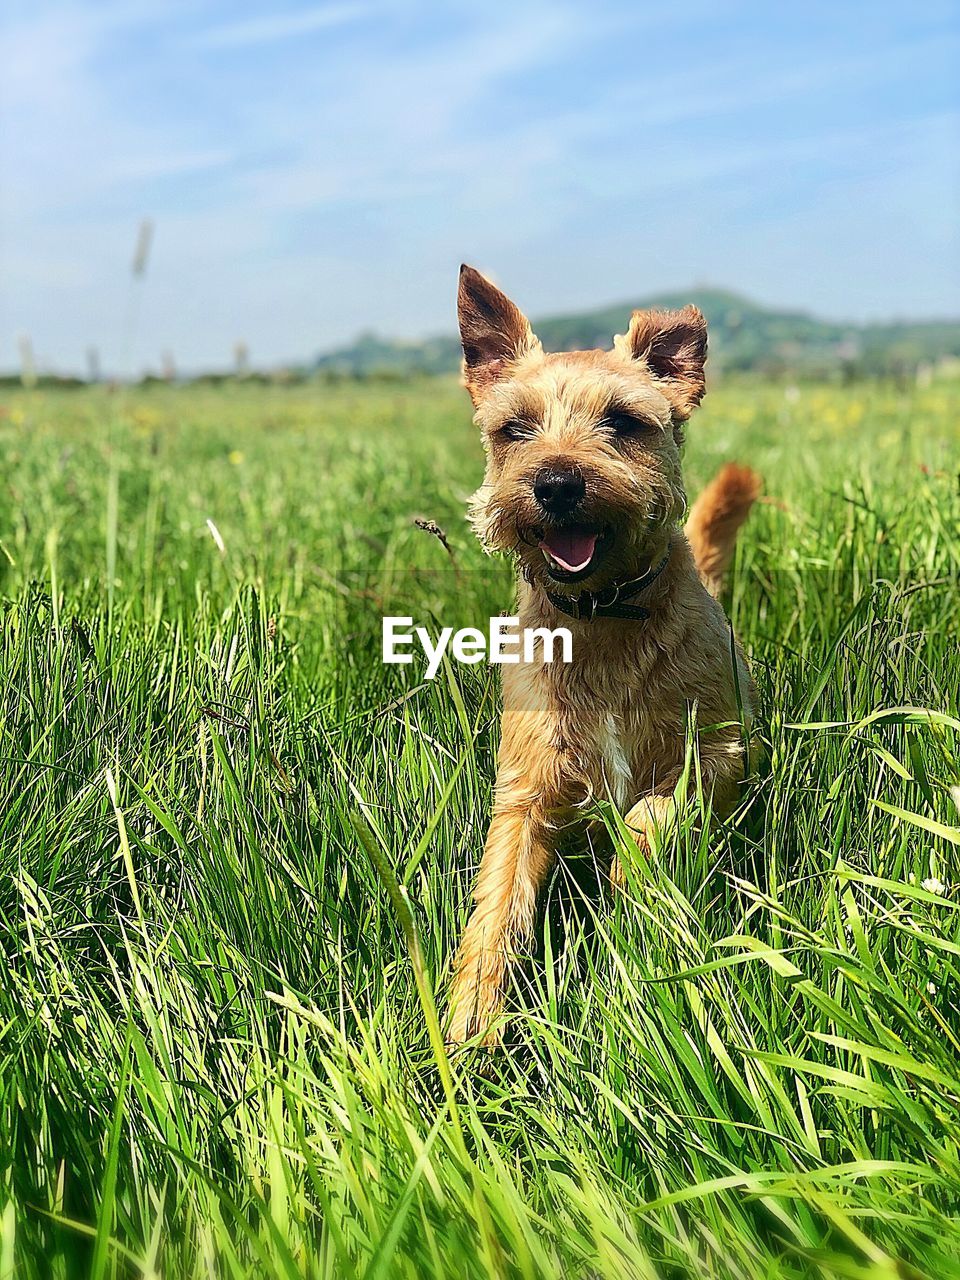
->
[[537, 525, 605, 581]]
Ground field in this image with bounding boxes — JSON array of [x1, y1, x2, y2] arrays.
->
[[1, 375, 960, 1279]]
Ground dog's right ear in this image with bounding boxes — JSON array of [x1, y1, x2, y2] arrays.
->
[[458, 265, 542, 404]]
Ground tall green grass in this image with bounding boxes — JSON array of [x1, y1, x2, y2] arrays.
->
[[1, 377, 959, 1278]]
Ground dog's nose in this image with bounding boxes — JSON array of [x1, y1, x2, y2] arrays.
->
[[533, 466, 585, 514]]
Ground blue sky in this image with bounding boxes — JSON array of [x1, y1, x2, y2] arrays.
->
[[1, 0, 958, 373]]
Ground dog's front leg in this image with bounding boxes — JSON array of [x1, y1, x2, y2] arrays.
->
[[607, 794, 679, 887], [613, 750, 743, 885], [447, 769, 561, 1047], [617, 793, 680, 877]]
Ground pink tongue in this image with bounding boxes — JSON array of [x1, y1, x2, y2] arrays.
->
[[539, 529, 597, 573]]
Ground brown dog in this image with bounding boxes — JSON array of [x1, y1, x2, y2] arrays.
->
[[447, 266, 760, 1046]]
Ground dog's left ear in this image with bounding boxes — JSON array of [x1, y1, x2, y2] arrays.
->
[[615, 305, 707, 419], [458, 265, 542, 404]]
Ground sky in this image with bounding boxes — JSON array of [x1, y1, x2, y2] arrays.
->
[[1, 0, 958, 374]]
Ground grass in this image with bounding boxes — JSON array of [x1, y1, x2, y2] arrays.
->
[[1, 375, 959, 1279]]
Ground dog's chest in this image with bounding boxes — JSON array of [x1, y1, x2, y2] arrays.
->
[[546, 658, 670, 806], [596, 713, 633, 807]]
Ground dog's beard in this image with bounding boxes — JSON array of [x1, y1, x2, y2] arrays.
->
[[471, 465, 686, 588], [467, 484, 520, 556], [470, 480, 684, 588]]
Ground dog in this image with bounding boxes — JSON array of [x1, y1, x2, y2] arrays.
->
[[447, 265, 760, 1046]]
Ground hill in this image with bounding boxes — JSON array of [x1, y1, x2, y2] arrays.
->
[[314, 288, 960, 378]]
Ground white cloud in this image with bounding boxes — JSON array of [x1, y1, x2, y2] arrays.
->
[[109, 149, 237, 182], [194, 2, 374, 49]]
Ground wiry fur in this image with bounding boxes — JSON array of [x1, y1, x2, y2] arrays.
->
[[448, 266, 759, 1045], [685, 463, 763, 598]]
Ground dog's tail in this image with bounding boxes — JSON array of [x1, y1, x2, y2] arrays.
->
[[685, 463, 761, 598]]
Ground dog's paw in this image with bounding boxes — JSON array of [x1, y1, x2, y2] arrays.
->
[[445, 1009, 505, 1051], [624, 795, 678, 855]]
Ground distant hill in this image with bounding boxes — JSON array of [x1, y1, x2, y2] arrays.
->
[[314, 288, 960, 379]]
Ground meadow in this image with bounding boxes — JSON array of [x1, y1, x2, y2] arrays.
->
[[1, 374, 959, 1279]]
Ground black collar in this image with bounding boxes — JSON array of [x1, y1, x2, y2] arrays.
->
[[545, 549, 671, 621]]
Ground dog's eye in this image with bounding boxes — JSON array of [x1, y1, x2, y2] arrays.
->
[[497, 419, 530, 442], [604, 410, 651, 436]]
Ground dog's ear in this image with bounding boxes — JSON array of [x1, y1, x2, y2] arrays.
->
[[458, 265, 542, 404], [615, 305, 707, 418]]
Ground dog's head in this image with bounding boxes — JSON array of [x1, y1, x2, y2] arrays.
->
[[458, 265, 706, 590]]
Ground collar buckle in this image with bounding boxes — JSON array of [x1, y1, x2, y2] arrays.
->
[[575, 590, 596, 621]]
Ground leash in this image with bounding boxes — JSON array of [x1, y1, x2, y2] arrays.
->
[[545, 549, 671, 621]]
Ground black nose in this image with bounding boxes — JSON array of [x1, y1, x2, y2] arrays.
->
[[533, 466, 585, 514]]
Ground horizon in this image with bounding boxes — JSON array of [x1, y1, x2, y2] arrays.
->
[[2, 1, 958, 376], [3, 279, 960, 381]]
